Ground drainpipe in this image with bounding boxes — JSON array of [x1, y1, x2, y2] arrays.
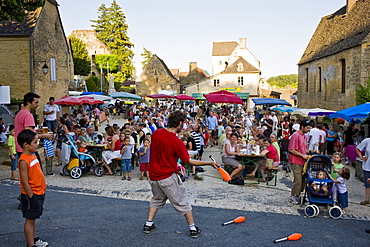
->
[[29, 34, 34, 92]]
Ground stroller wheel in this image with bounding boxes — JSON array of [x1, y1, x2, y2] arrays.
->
[[329, 206, 343, 219], [62, 165, 70, 176], [70, 167, 82, 179], [312, 204, 320, 216], [304, 205, 317, 217], [95, 165, 104, 177]]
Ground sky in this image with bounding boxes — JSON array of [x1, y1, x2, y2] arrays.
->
[[58, 0, 345, 79]]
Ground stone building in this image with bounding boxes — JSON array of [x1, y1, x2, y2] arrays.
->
[[0, 0, 73, 118], [136, 54, 179, 96], [186, 38, 261, 106], [297, 0, 370, 110], [69, 30, 111, 57]]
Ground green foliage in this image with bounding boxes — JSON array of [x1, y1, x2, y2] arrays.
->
[[141, 47, 153, 70], [91, 0, 134, 81], [70, 36, 91, 76], [114, 82, 121, 91], [356, 77, 370, 105], [95, 55, 119, 73], [0, 0, 45, 22], [10, 98, 23, 104], [267, 74, 298, 88], [89, 75, 100, 88], [86, 77, 99, 92]]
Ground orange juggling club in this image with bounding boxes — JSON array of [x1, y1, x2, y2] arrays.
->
[[273, 233, 302, 243], [209, 155, 231, 182], [222, 216, 246, 226]]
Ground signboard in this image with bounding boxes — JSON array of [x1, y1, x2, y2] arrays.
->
[[0, 86, 10, 104], [221, 87, 241, 92]]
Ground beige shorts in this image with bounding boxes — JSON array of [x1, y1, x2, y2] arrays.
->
[[149, 173, 192, 215]]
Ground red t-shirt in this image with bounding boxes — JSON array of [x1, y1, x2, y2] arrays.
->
[[288, 131, 308, 166], [149, 128, 190, 181], [266, 144, 278, 160], [14, 109, 36, 152]]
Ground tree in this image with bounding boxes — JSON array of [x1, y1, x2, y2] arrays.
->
[[141, 47, 153, 70], [91, 0, 134, 81], [0, 0, 45, 22], [356, 77, 370, 105], [70, 36, 91, 76], [85, 76, 99, 92], [267, 74, 298, 88], [95, 55, 120, 73]]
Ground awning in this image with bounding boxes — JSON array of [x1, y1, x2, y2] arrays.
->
[[252, 98, 291, 106], [234, 93, 249, 99], [191, 93, 205, 100]]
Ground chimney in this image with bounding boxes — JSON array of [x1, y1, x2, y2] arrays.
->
[[347, 0, 357, 13], [239, 38, 246, 48], [189, 62, 197, 72]]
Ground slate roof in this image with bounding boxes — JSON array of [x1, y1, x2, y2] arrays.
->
[[222, 57, 260, 73], [212, 41, 238, 56], [298, 0, 370, 65], [147, 54, 179, 81], [0, 8, 41, 35]]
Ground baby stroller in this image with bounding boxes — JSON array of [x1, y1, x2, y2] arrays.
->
[[61, 134, 104, 179], [300, 155, 343, 219]]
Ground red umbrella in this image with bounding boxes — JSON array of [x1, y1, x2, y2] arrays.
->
[[203, 90, 244, 104], [54, 96, 82, 106], [175, 95, 196, 101], [146, 94, 176, 99]]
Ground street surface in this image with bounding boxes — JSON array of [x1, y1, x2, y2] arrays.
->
[[0, 118, 369, 246]]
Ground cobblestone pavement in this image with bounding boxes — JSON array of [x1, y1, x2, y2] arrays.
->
[[1, 118, 369, 222]]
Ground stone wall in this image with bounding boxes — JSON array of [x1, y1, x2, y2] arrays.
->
[[31, 0, 73, 118], [0, 36, 31, 99], [297, 44, 369, 111], [70, 30, 111, 56], [136, 55, 178, 96]]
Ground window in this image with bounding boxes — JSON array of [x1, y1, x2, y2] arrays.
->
[[318, 67, 322, 92], [213, 79, 220, 87], [237, 63, 244, 71], [50, 58, 56, 81], [340, 59, 346, 93], [305, 68, 309, 92], [238, 76, 244, 86]]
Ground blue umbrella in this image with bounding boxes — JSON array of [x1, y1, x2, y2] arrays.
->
[[271, 106, 301, 113], [108, 92, 141, 100], [329, 103, 370, 121]]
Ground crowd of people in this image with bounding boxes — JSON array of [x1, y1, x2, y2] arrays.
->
[[2, 92, 370, 244]]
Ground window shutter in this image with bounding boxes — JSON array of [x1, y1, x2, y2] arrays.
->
[[50, 58, 56, 81]]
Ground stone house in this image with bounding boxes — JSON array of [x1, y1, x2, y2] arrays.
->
[[186, 38, 261, 106], [0, 0, 73, 118], [136, 54, 179, 96], [297, 0, 370, 110]]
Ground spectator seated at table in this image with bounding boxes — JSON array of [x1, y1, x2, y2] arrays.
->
[[247, 137, 278, 182], [101, 126, 120, 175], [246, 136, 265, 178], [222, 133, 243, 179], [78, 127, 91, 144]]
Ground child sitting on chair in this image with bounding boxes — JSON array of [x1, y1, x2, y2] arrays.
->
[[311, 170, 329, 195]]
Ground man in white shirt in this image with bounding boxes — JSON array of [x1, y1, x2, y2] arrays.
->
[[356, 138, 370, 206], [308, 123, 321, 153], [270, 112, 278, 134], [43, 97, 60, 133]]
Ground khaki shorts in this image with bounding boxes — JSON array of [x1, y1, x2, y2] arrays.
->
[[149, 173, 192, 215]]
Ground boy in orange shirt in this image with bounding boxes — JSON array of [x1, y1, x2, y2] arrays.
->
[[18, 129, 48, 247]]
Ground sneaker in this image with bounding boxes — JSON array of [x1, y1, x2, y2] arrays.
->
[[288, 196, 299, 205], [34, 237, 48, 246], [47, 173, 55, 176], [190, 226, 202, 238], [143, 224, 156, 234]]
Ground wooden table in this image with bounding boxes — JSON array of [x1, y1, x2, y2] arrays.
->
[[237, 154, 264, 184], [86, 145, 107, 163]]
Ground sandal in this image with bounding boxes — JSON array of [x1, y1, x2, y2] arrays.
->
[[246, 174, 255, 177], [105, 172, 113, 175], [360, 200, 370, 205], [10, 177, 19, 181], [127, 177, 131, 181], [121, 176, 126, 180]]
